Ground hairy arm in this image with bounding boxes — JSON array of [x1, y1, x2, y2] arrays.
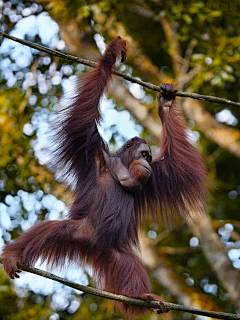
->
[[55, 37, 127, 186], [1, 219, 94, 279], [143, 83, 209, 223]]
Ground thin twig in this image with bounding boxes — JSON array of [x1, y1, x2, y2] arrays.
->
[[15, 265, 240, 319], [0, 31, 240, 109], [1, 31, 239, 320]]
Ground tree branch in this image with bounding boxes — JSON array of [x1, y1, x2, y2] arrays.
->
[[182, 97, 240, 158], [10, 264, 240, 319], [0, 31, 240, 109], [140, 236, 223, 318], [188, 214, 240, 309]]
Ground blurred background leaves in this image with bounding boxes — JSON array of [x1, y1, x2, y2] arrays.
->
[[0, 0, 240, 319]]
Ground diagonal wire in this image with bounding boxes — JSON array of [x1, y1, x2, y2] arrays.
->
[[14, 265, 240, 320], [0, 31, 240, 109], [1, 31, 240, 319]]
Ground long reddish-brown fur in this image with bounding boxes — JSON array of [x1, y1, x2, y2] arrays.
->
[[1, 38, 208, 319], [139, 85, 209, 225]]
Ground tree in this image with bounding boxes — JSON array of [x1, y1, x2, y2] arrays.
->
[[0, 0, 240, 319]]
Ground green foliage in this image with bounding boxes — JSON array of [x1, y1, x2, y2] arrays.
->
[[0, 270, 52, 319], [0, 0, 240, 319], [0, 89, 37, 196]]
